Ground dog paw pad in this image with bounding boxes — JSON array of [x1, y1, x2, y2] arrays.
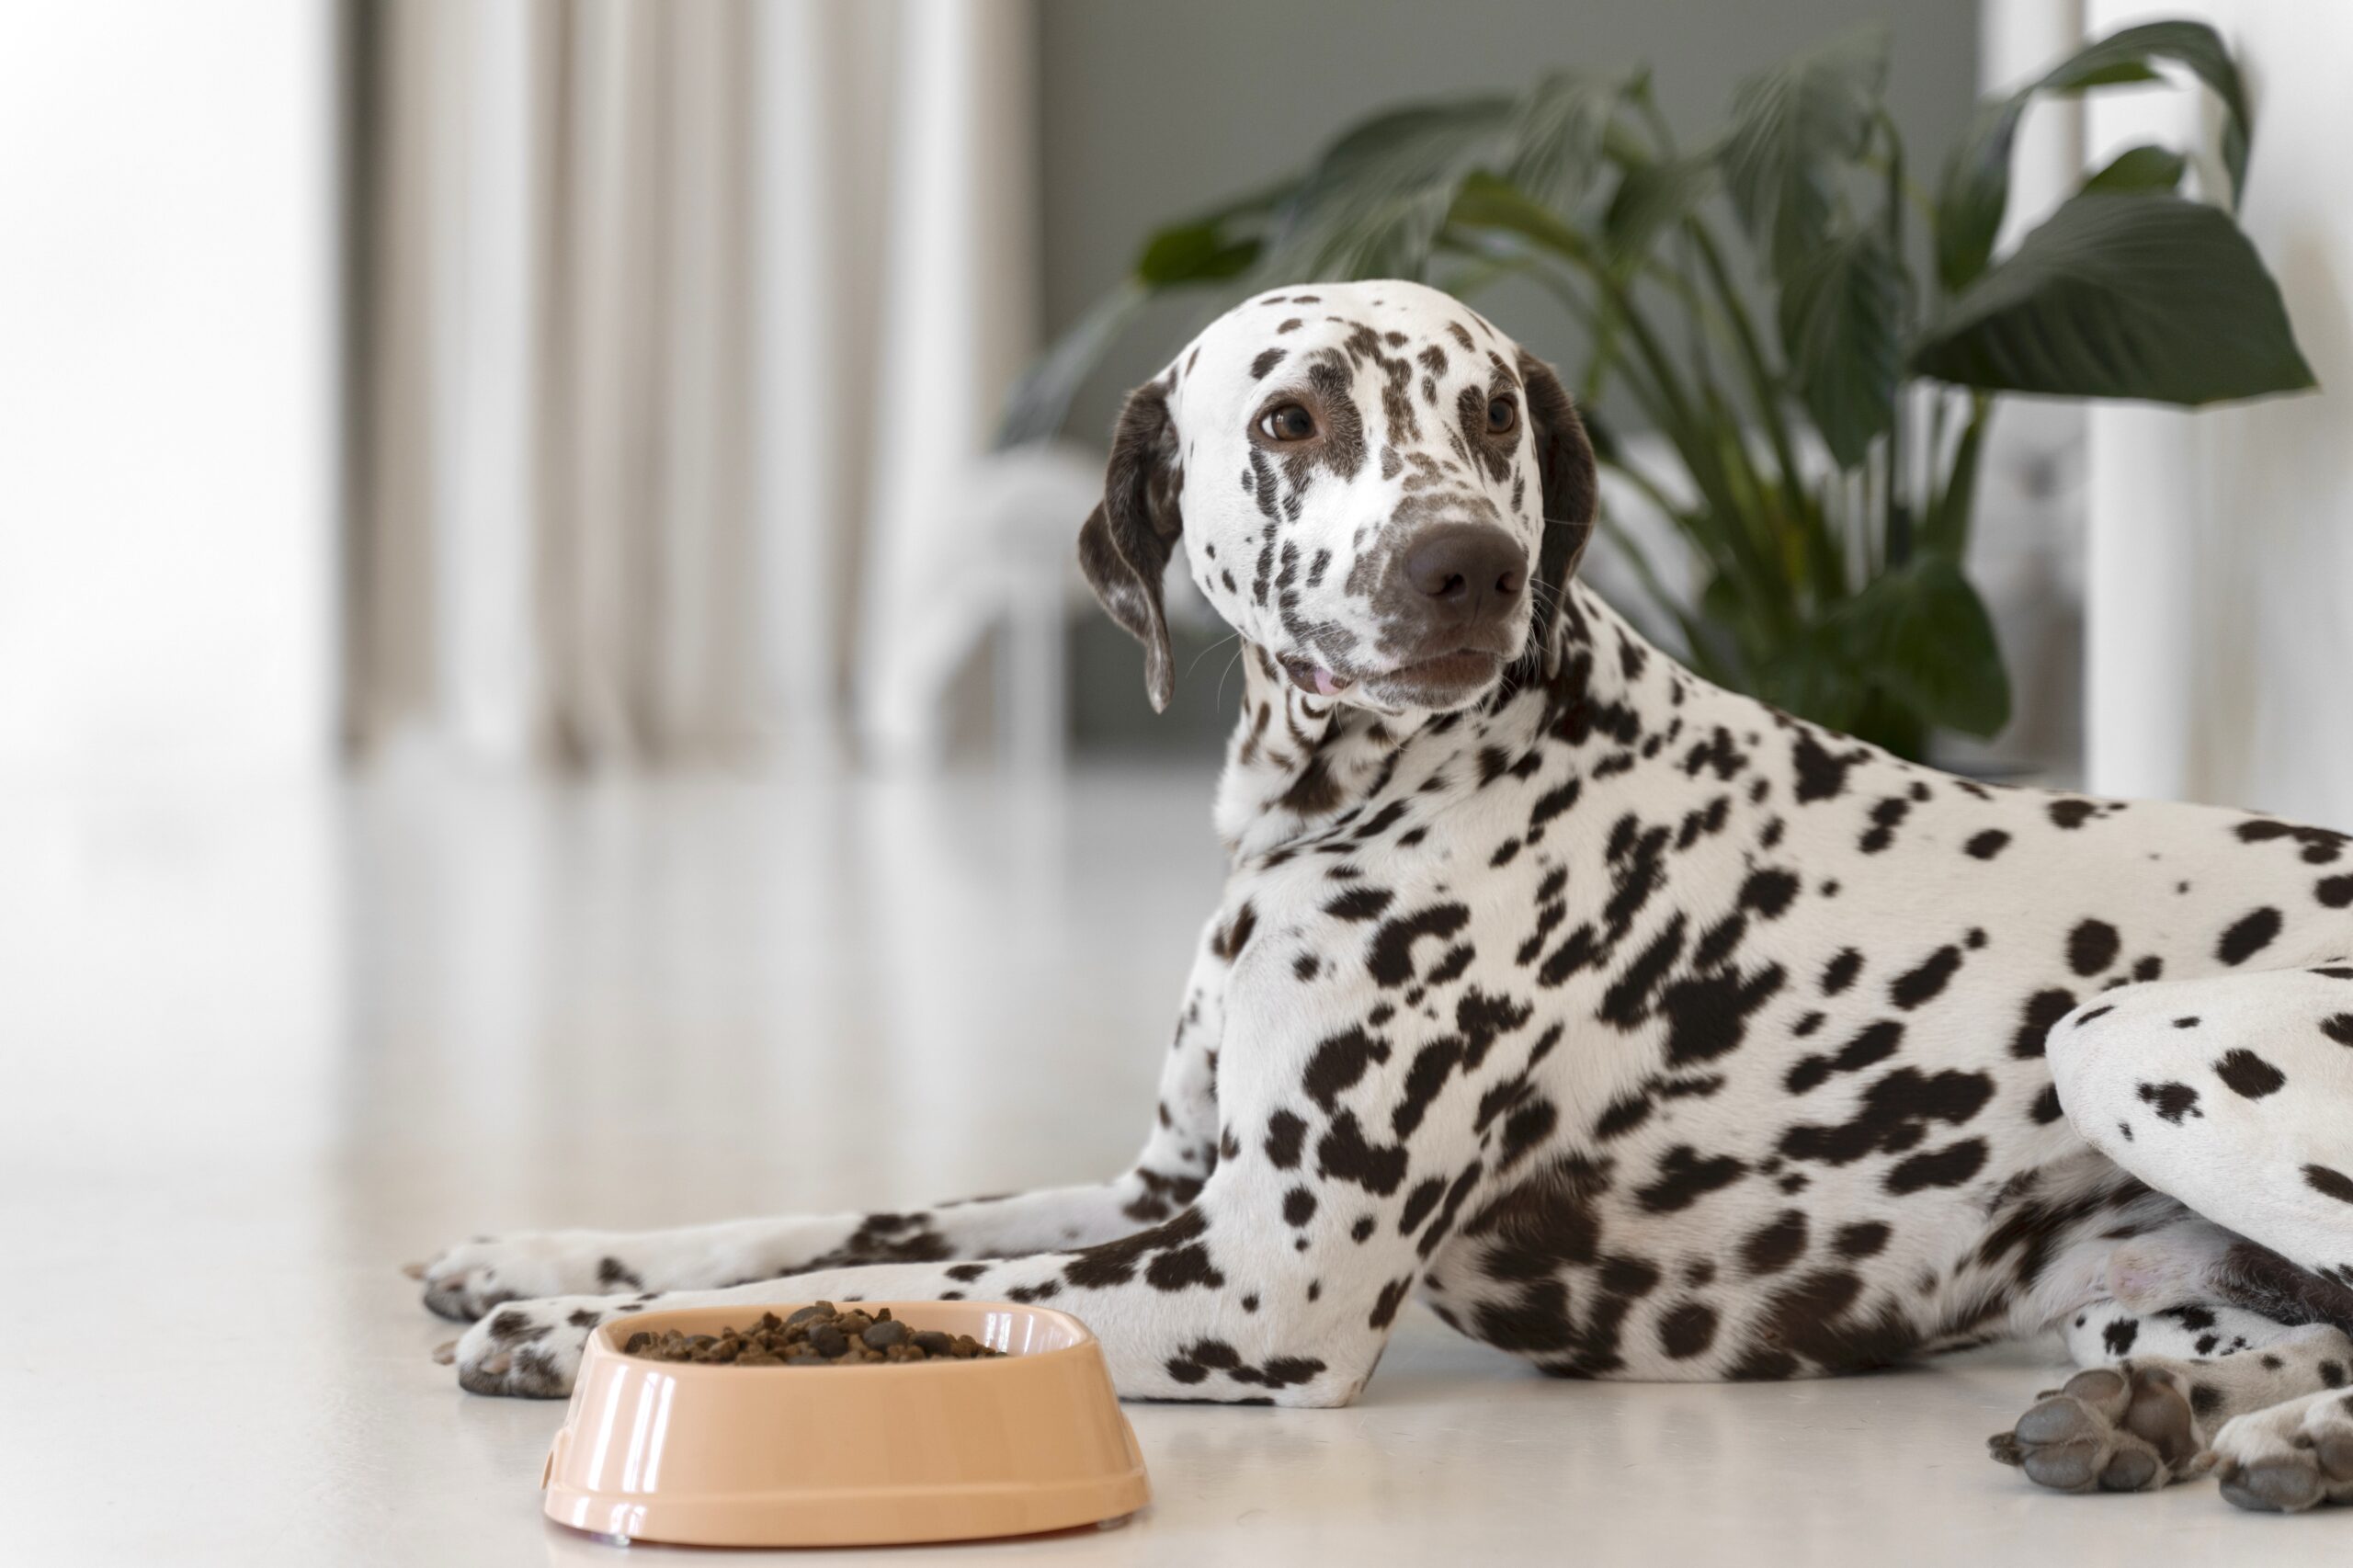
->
[[1991, 1366, 2200, 1494]]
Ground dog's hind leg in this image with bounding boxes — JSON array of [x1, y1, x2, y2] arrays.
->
[[2208, 1385, 2353, 1512], [1992, 962, 2353, 1503], [1989, 1326, 2353, 1496], [2045, 962, 2353, 1319], [414, 905, 1242, 1320]]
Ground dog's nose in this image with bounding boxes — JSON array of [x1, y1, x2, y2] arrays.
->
[[1403, 524, 1525, 625]]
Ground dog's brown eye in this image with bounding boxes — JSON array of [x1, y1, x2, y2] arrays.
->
[[1259, 403, 1315, 442], [1486, 395, 1516, 435]]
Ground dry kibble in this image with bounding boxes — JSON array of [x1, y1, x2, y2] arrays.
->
[[620, 1303, 1002, 1367]]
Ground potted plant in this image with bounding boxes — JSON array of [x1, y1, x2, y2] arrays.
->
[[1004, 19, 2313, 761]]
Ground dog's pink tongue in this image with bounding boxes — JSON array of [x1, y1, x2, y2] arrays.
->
[[1280, 657, 1349, 697]]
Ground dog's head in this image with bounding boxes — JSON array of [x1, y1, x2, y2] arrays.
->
[[1079, 278, 1597, 716]]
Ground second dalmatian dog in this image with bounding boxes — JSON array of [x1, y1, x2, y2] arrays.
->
[[417, 281, 2353, 1514]]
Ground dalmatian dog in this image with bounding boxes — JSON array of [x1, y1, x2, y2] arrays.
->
[[416, 280, 2353, 1513]]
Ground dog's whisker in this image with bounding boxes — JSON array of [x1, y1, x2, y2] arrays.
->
[[1185, 631, 1242, 682], [1215, 642, 1248, 710]]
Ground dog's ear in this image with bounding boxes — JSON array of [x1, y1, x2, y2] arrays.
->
[[1077, 379, 1184, 711], [1517, 351, 1597, 678]]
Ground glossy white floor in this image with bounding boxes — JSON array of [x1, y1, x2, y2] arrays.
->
[[6, 767, 2346, 1566]]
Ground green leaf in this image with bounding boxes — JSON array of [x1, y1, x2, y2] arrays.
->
[[1135, 224, 1260, 288], [1934, 19, 2252, 293], [2055, 60, 2164, 89], [1448, 173, 1608, 271], [1699, 573, 1776, 668], [2081, 143, 2187, 196], [1719, 23, 1889, 278], [1601, 151, 1718, 264], [1912, 191, 2317, 404], [1505, 72, 1623, 213], [1132, 177, 1292, 285], [2040, 21, 2250, 199], [1751, 624, 1869, 734], [1777, 223, 1903, 467], [1833, 556, 2011, 736], [1933, 97, 2029, 297], [1262, 97, 1514, 280]]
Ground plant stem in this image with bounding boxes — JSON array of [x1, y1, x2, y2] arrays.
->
[[1599, 515, 1722, 676], [1681, 216, 1851, 608], [1924, 392, 1991, 559], [1880, 108, 1909, 570], [1627, 88, 1722, 404], [1685, 220, 1806, 513], [1474, 202, 1768, 584], [1518, 260, 1745, 584]]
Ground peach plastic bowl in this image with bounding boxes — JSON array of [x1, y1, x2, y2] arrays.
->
[[540, 1300, 1150, 1547]]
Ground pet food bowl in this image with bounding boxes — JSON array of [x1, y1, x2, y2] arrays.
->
[[540, 1300, 1151, 1547]]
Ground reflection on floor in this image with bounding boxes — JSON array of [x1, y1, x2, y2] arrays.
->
[[2, 768, 2338, 1565]]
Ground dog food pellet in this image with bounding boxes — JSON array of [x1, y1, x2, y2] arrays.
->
[[620, 1303, 999, 1366]]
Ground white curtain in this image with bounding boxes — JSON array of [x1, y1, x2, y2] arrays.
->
[[346, 0, 1037, 770], [0, 2, 336, 784]]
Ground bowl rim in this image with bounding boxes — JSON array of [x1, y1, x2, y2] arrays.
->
[[593, 1299, 1104, 1371]]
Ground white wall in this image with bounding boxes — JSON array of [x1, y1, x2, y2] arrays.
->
[[1955, 0, 2091, 781], [2085, 0, 2353, 822], [0, 2, 336, 784]]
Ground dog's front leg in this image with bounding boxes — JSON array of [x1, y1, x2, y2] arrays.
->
[[448, 948, 1468, 1404], [447, 1168, 1420, 1404], [414, 906, 1239, 1321], [412, 1181, 1185, 1323]]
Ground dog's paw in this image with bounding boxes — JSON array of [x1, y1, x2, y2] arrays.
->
[[1988, 1365, 2209, 1494], [2212, 1390, 2353, 1513], [436, 1297, 615, 1398], [410, 1232, 649, 1323]]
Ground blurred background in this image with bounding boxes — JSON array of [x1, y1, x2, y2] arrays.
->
[[5, 0, 2347, 800]]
